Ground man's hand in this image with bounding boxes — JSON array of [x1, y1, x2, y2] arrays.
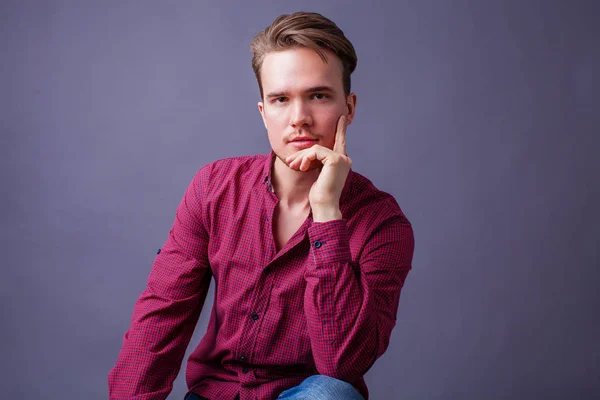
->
[[284, 115, 352, 222]]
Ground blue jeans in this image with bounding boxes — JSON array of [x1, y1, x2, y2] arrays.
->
[[184, 375, 364, 400], [277, 375, 364, 399]]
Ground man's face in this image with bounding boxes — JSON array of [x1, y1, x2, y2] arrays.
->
[[258, 47, 356, 169]]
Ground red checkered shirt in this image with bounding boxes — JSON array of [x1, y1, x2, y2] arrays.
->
[[108, 150, 414, 400]]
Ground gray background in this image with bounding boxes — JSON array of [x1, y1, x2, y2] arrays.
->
[[1, 0, 598, 399]]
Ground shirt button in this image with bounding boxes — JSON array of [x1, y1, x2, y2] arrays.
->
[[240, 355, 247, 362], [242, 367, 249, 373], [251, 313, 259, 321], [156, 249, 161, 254], [314, 240, 322, 249]]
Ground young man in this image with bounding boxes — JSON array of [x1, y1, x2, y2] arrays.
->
[[109, 12, 414, 400]]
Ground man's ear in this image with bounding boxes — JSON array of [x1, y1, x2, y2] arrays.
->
[[345, 93, 357, 125], [258, 101, 268, 130]]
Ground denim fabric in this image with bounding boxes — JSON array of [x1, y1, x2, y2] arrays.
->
[[184, 375, 363, 400], [277, 375, 364, 400]]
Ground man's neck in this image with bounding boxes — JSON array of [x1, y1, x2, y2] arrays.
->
[[271, 154, 319, 210]]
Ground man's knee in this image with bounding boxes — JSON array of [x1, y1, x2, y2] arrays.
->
[[278, 374, 364, 400]]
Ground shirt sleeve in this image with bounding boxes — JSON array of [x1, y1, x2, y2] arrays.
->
[[304, 204, 414, 383], [108, 165, 212, 400]]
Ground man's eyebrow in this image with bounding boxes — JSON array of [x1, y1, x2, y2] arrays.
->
[[305, 86, 335, 93], [265, 86, 335, 99], [265, 91, 288, 99]]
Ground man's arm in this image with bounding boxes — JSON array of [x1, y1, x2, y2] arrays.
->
[[108, 164, 212, 400], [287, 115, 414, 382], [304, 209, 414, 383]]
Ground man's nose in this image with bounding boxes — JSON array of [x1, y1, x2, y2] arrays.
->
[[290, 100, 312, 128]]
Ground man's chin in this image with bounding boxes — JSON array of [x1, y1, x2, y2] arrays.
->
[[274, 151, 323, 171]]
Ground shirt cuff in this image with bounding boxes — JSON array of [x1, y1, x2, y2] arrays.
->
[[307, 219, 351, 267]]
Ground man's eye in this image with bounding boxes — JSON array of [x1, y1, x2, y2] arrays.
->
[[312, 93, 327, 100], [274, 97, 287, 103]]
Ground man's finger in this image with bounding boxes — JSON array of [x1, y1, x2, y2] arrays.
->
[[333, 115, 347, 155], [300, 149, 321, 170], [285, 152, 301, 164]]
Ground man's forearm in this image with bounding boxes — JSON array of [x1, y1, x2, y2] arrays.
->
[[303, 217, 412, 382]]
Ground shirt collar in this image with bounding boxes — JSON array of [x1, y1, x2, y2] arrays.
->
[[263, 149, 276, 193]]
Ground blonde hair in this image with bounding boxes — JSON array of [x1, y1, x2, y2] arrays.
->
[[250, 12, 358, 99]]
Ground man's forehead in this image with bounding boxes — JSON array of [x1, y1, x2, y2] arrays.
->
[[260, 48, 343, 91]]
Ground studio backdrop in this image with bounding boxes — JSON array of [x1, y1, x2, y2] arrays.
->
[[1, 1, 598, 399]]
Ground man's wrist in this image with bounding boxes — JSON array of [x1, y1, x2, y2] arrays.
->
[[311, 205, 343, 222]]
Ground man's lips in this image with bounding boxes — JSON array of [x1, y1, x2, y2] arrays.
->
[[289, 139, 318, 149]]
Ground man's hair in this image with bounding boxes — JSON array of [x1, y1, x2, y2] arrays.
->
[[250, 12, 357, 99]]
